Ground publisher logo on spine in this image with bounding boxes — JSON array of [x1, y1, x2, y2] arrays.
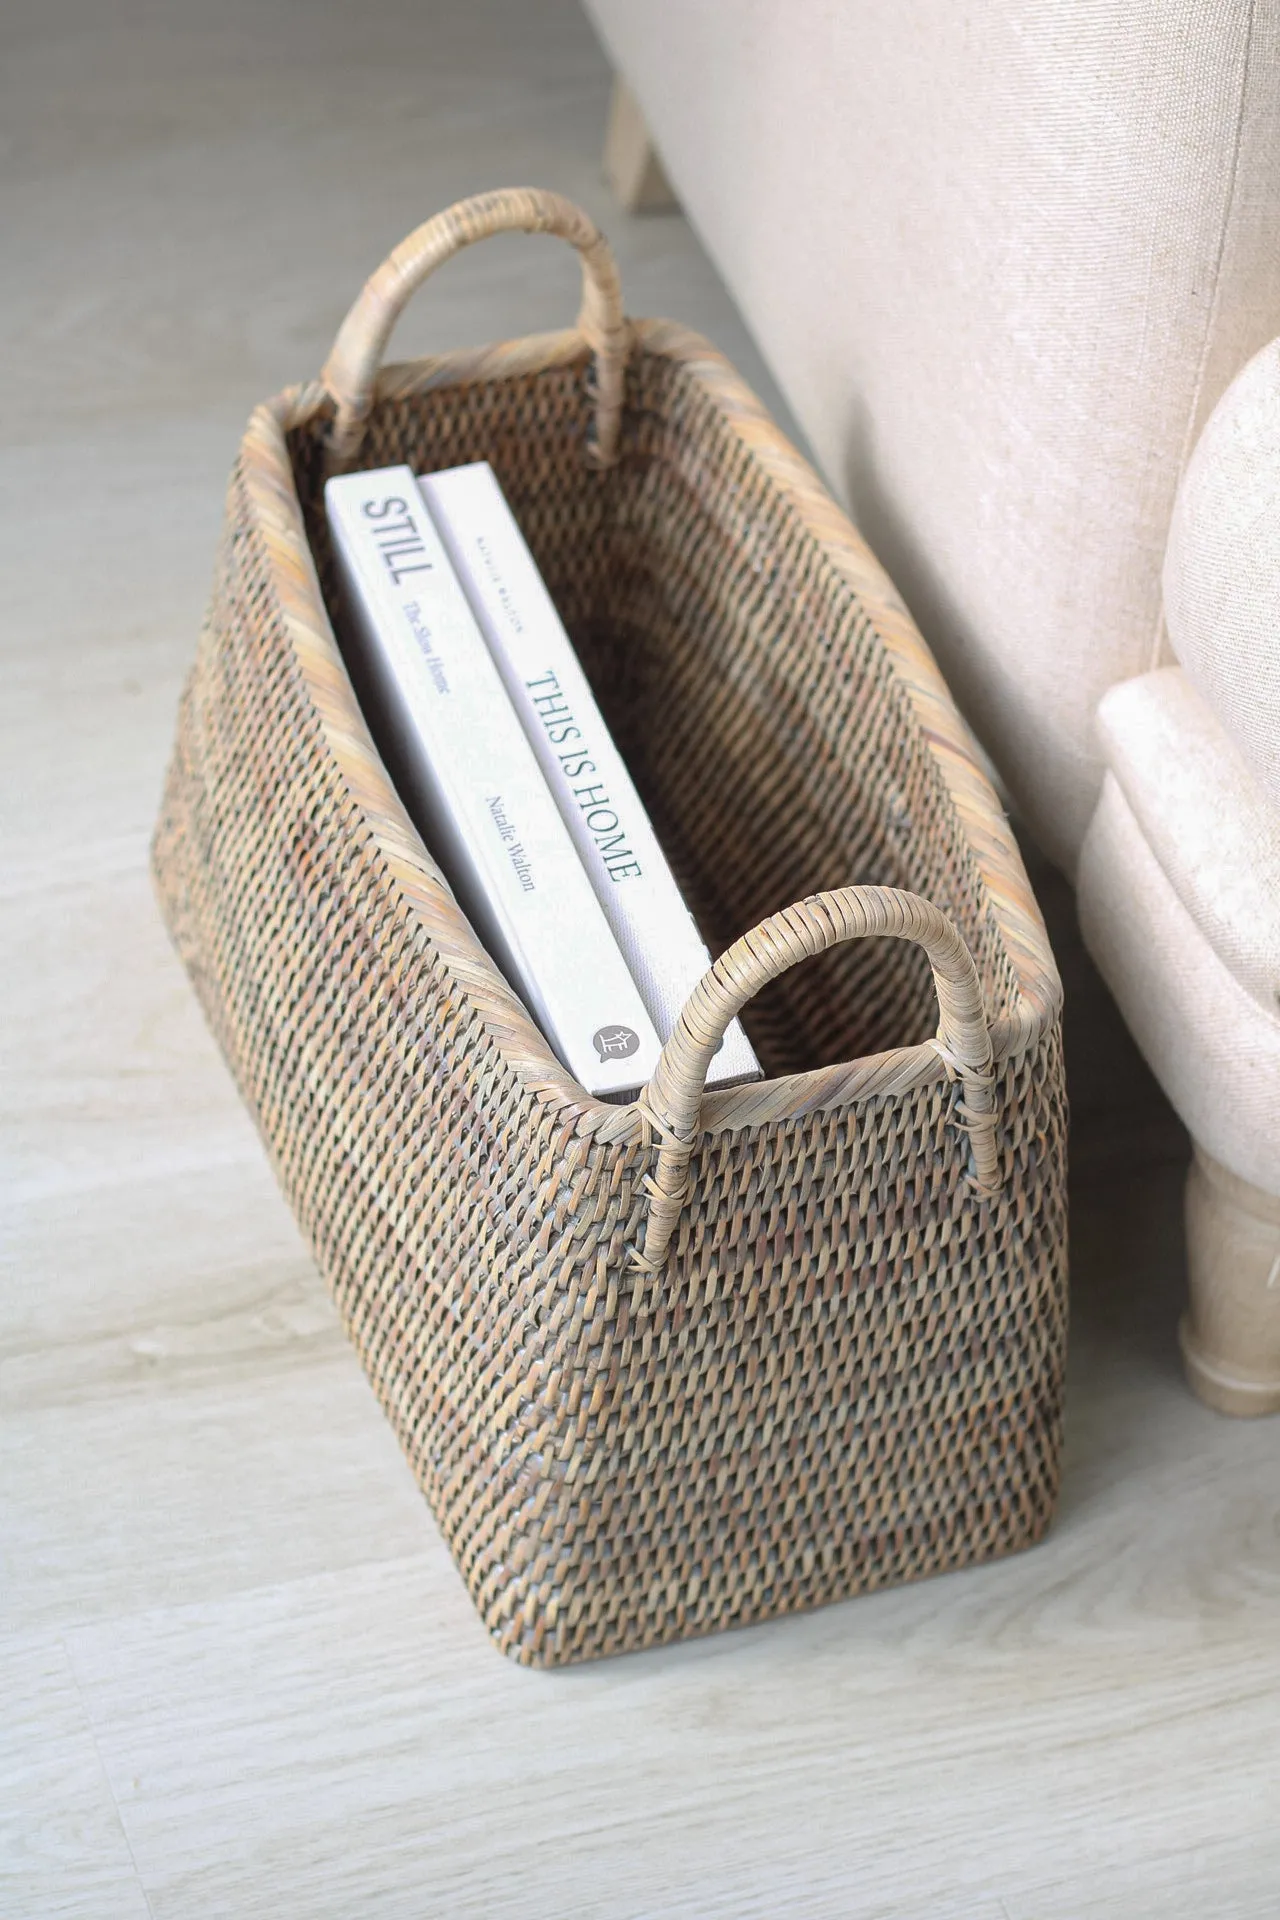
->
[[592, 1024, 640, 1062]]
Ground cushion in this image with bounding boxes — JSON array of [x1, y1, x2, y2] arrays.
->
[[1078, 770, 1280, 1196], [1096, 667, 1280, 1016]]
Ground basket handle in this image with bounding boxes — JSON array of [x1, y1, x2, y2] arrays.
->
[[321, 187, 628, 468], [633, 886, 999, 1271]]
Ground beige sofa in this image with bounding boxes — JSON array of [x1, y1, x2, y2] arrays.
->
[[587, 0, 1280, 1411]]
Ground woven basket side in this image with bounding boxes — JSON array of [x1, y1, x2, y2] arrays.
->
[[152, 448, 654, 1645], [509, 1033, 1068, 1662], [590, 350, 1023, 1074]]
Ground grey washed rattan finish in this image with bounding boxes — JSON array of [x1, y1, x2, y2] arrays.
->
[[153, 190, 1067, 1666]]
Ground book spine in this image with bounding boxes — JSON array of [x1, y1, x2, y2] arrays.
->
[[417, 462, 761, 1089], [324, 465, 662, 1100]]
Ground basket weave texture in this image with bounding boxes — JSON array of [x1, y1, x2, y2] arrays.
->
[[153, 191, 1068, 1666]]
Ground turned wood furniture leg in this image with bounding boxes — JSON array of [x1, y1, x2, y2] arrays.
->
[[603, 77, 678, 213], [1181, 1146, 1280, 1416]]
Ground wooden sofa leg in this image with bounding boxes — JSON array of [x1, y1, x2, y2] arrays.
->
[[603, 77, 678, 214], [1181, 1146, 1280, 1416]]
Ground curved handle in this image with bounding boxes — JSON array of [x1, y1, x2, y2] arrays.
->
[[633, 886, 999, 1271], [321, 187, 629, 468]]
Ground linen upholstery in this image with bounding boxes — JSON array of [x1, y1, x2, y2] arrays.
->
[[1083, 329, 1280, 1199], [586, 0, 1280, 871], [1163, 336, 1280, 809], [1078, 770, 1280, 1199], [1095, 668, 1280, 1020]]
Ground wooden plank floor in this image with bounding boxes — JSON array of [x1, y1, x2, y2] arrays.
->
[[4, 3, 1278, 1913]]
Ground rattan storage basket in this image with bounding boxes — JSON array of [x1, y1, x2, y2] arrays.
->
[[153, 189, 1067, 1667]]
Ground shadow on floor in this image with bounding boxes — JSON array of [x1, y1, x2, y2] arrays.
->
[[1019, 835, 1201, 1526]]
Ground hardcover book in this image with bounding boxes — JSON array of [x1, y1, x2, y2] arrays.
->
[[324, 464, 662, 1099], [418, 461, 761, 1089]]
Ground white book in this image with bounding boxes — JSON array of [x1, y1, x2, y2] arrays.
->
[[324, 464, 663, 1100], [417, 462, 761, 1090]]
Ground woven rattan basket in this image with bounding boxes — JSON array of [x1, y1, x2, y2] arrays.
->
[[153, 189, 1067, 1666]]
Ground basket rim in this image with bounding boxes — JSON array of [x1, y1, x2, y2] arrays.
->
[[238, 316, 1062, 1148]]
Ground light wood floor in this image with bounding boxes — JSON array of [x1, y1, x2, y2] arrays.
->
[[4, 3, 1279, 1914]]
